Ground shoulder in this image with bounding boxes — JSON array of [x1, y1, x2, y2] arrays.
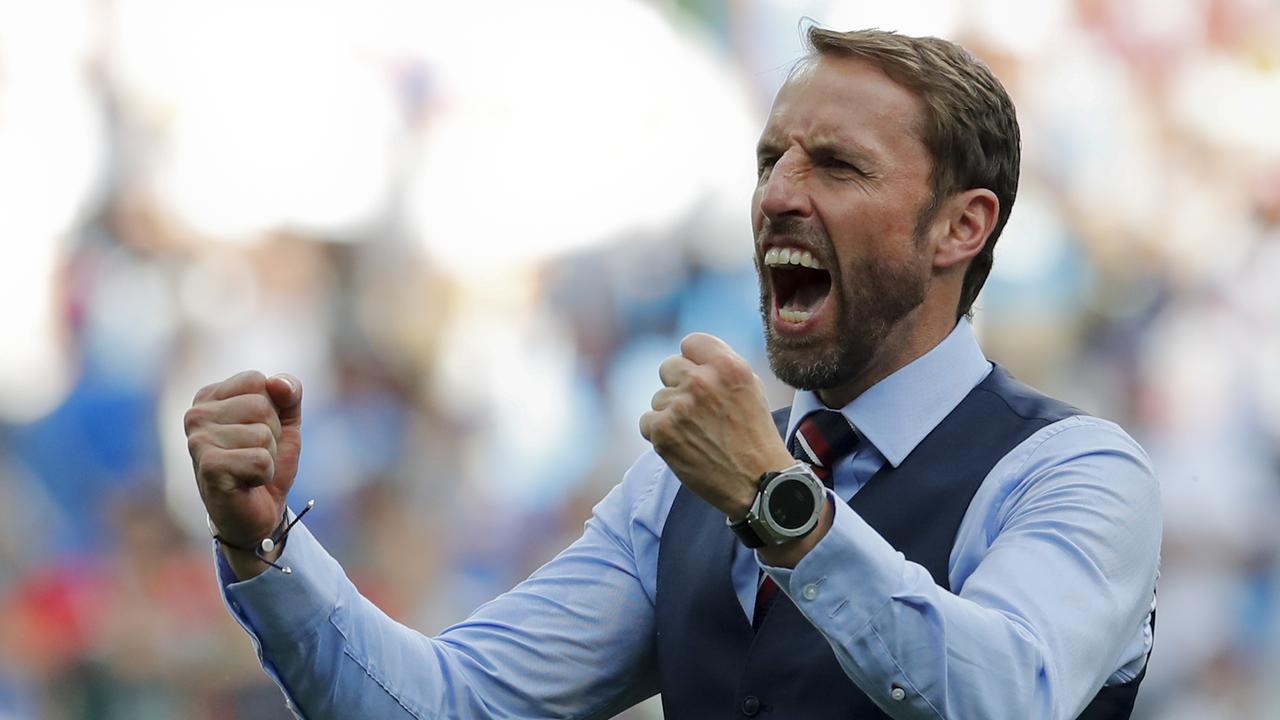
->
[[986, 414, 1160, 535], [1007, 414, 1155, 484], [951, 413, 1161, 600], [971, 367, 1158, 512]]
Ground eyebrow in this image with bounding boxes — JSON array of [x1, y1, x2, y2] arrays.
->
[[756, 134, 882, 170], [810, 139, 879, 167], [755, 137, 784, 159]]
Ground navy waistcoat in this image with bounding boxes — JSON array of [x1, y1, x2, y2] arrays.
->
[[653, 365, 1149, 719]]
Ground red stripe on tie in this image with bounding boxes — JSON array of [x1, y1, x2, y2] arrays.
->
[[755, 410, 859, 629]]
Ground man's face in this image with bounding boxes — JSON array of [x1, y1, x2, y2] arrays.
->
[[752, 54, 938, 392]]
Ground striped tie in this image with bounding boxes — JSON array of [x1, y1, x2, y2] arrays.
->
[[753, 409, 859, 629]]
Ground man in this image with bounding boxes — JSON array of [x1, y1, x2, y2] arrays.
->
[[185, 27, 1159, 719]]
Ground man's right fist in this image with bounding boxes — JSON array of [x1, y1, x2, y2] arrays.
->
[[184, 370, 303, 577]]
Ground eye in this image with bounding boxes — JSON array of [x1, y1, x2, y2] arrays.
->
[[822, 156, 863, 176], [757, 155, 779, 177]]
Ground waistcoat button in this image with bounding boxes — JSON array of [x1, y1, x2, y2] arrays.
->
[[741, 695, 761, 716]]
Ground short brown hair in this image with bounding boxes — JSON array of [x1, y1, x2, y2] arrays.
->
[[805, 27, 1020, 318]]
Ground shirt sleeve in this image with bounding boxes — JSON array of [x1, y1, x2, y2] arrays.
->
[[218, 453, 671, 720], [760, 417, 1161, 720]]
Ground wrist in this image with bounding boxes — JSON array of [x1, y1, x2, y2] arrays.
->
[[726, 481, 758, 522], [220, 542, 282, 581], [208, 499, 315, 579], [730, 446, 804, 519], [757, 493, 832, 568], [206, 513, 279, 551], [727, 462, 825, 549]]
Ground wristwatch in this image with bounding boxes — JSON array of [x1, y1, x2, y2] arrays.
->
[[726, 462, 826, 548]]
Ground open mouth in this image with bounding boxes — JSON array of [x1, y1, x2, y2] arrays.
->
[[765, 246, 832, 327]]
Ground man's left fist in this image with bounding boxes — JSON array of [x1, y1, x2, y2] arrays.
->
[[639, 333, 796, 518]]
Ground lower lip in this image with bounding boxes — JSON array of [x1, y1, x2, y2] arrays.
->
[[772, 294, 831, 336]]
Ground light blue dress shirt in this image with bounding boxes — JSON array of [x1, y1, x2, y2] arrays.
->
[[218, 319, 1160, 719]]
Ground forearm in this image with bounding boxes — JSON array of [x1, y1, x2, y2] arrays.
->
[[244, 606, 431, 720], [788, 535, 1053, 719], [221, 525, 570, 719], [217, 524, 433, 719], [217, 469, 665, 720], [762, 498, 1156, 720]]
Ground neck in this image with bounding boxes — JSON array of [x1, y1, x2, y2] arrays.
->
[[816, 307, 960, 409]]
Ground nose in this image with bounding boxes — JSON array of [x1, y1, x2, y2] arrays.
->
[[756, 151, 813, 221]]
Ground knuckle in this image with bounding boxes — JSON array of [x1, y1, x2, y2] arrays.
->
[[248, 448, 274, 477], [197, 448, 226, 477], [186, 430, 207, 458], [723, 363, 749, 384], [713, 353, 747, 381], [240, 370, 267, 387], [680, 331, 706, 351], [253, 424, 274, 449], [657, 356, 675, 377], [658, 356, 682, 385], [706, 350, 732, 371], [650, 413, 674, 440], [244, 393, 272, 419], [674, 395, 696, 417], [192, 383, 213, 404], [686, 370, 713, 396], [640, 411, 658, 435], [183, 405, 206, 432]]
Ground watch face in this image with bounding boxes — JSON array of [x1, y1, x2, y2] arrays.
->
[[767, 478, 817, 530]]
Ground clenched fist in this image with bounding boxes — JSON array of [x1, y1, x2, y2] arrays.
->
[[184, 370, 303, 579], [639, 333, 795, 520]]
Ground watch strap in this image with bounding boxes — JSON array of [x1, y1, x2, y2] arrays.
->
[[728, 513, 767, 548], [726, 468, 787, 548]]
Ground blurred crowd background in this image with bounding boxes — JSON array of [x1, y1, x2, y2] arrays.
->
[[1, 0, 1278, 717]]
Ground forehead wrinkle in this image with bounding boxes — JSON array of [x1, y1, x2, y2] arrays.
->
[[757, 120, 886, 172], [764, 80, 900, 156], [758, 55, 936, 192]]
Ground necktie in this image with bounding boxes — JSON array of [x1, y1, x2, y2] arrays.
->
[[752, 409, 859, 629]]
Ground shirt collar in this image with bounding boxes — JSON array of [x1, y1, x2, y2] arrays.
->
[[785, 318, 992, 468]]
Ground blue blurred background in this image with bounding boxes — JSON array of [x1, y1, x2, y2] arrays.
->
[[1, 0, 1278, 717]]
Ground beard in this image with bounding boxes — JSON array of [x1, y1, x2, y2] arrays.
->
[[758, 222, 930, 392]]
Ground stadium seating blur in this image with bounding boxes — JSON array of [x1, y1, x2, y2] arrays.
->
[[1, 1, 1277, 717]]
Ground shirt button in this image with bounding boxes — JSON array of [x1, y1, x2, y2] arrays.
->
[[802, 583, 819, 600], [740, 695, 761, 716], [890, 685, 907, 701]]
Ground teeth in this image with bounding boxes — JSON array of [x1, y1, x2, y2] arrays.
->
[[764, 246, 824, 270], [779, 308, 813, 323]]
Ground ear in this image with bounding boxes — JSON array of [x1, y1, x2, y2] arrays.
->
[[931, 188, 999, 271]]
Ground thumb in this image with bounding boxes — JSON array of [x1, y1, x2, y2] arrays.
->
[[680, 332, 731, 364], [266, 373, 303, 427]]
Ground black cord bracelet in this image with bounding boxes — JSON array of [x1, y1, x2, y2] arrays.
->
[[210, 499, 316, 574]]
